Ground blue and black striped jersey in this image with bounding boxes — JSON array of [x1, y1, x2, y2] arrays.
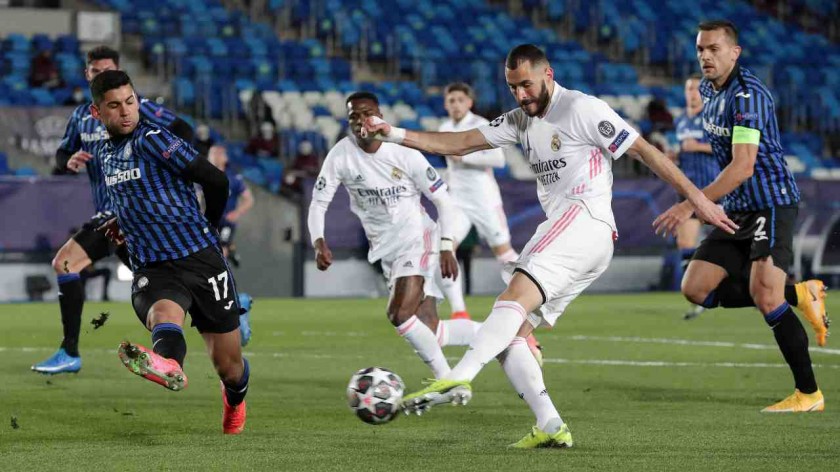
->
[[674, 113, 719, 190], [699, 64, 799, 211], [100, 120, 218, 267], [56, 96, 178, 213]]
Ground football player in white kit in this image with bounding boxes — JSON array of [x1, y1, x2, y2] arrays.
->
[[309, 92, 492, 379], [436, 82, 518, 321], [363, 45, 736, 448]]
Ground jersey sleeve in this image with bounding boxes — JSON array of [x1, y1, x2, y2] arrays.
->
[[56, 106, 83, 155], [311, 148, 342, 203], [139, 97, 178, 127], [406, 150, 448, 200], [730, 87, 771, 145], [476, 110, 521, 148], [575, 96, 640, 159], [138, 126, 199, 175], [230, 173, 246, 198]]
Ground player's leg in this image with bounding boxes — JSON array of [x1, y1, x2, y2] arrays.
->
[[119, 293, 190, 391], [498, 321, 572, 448], [201, 329, 248, 434], [389, 275, 451, 378], [420, 295, 479, 347], [437, 209, 472, 319], [32, 216, 110, 374], [676, 218, 701, 250], [473, 201, 519, 273]]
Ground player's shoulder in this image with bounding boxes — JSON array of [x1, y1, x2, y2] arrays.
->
[[326, 136, 354, 158], [70, 102, 92, 120], [383, 141, 425, 162], [564, 89, 610, 114], [438, 117, 455, 131], [732, 66, 773, 99], [488, 107, 525, 130], [467, 112, 490, 127]]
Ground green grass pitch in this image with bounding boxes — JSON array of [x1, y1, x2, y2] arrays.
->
[[1, 293, 838, 471]]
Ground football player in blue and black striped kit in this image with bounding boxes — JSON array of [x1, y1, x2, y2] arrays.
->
[[32, 46, 195, 375], [655, 20, 828, 413], [90, 70, 248, 433]]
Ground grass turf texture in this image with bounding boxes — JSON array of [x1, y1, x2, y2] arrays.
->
[[1, 293, 838, 471]]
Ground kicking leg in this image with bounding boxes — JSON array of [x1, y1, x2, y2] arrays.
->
[[118, 299, 188, 391]]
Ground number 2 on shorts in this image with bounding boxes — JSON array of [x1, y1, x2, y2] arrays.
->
[[208, 271, 229, 300]]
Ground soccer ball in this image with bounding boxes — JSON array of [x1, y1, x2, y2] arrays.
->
[[346, 367, 405, 425]]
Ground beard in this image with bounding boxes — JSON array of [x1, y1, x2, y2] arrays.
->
[[520, 81, 551, 117]]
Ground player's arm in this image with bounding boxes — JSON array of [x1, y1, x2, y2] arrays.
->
[[630, 136, 737, 235], [55, 107, 90, 174], [227, 178, 254, 222], [461, 147, 506, 167], [407, 154, 459, 279], [681, 138, 713, 154], [307, 154, 341, 271], [184, 158, 229, 229], [363, 117, 492, 156], [696, 141, 756, 203]]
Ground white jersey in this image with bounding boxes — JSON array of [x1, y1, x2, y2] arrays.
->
[[478, 82, 639, 231], [438, 111, 505, 194], [312, 136, 448, 263]]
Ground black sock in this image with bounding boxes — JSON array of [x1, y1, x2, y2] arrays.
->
[[151, 323, 187, 367], [57, 273, 84, 357], [784, 284, 799, 306], [224, 358, 250, 406], [766, 303, 818, 394]]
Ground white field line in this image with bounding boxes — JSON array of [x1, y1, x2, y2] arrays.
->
[[4, 346, 839, 369]]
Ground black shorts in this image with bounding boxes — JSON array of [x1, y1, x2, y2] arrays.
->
[[131, 245, 241, 334], [693, 205, 797, 275], [71, 211, 131, 266]]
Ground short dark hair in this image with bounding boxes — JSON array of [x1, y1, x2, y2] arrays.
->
[[89, 70, 133, 104], [87, 46, 120, 66], [346, 91, 379, 106], [698, 20, 739, 44], [444, 82, 475, 101], [505, 44, 548, 70]]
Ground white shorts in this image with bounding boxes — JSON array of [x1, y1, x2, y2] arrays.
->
[[503, 203, 614, 327], [381, 226, 443, 300], [450, 189, 511, 248]]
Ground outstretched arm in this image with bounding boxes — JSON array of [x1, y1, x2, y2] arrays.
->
[[363, 116, 491, 156]]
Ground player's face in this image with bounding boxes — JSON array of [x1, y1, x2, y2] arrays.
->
[[208, 147, 228, 170], [90, 85, 140, 137], [347, 99, 381, 142], [85, 59, 118, 83], [444, 91, 473, 122], [696, 29, 741, 84], [505, 61, 553, 117], [684, 78, 702, 112]]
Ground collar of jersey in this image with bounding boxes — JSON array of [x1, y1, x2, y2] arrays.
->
[[536, 81, 563, 120], [700, 62, 741, 97]]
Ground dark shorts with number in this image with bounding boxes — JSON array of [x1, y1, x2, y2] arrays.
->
[[693, 205, 798, 274], [71, 211, 131, 266], [131, 245, 240, 334]]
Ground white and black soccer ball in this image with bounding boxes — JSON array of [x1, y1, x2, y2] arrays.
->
[[346, 367, 405, 425]]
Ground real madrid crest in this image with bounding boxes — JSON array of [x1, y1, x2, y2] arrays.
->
[[551, 133, 561, 152], [391, 167, 403, 180]]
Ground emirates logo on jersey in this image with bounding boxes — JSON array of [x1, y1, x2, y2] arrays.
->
[[551, 133, 561, 152]]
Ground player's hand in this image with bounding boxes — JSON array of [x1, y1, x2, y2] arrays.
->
[[225, 210, 240, 223], [97, 217, 125, 245], [361, 116, 391, 139], [446, 155, 463, 163], [439, 250, 459, 280], [67, 151, 92, 173], [314, 239, 333, 271], [652, 201, 693, 237], [688, 194, 738, 234]]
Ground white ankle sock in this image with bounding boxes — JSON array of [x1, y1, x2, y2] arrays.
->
[[436, 319, 482, 346], [499, 336, 562, 431], [439, 262, 466, 313], [397, 315, 450, 378], [445, 300, 527, 381]]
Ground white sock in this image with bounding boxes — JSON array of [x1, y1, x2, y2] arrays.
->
[[439, 261, 466, 313], [496, 248, 519, 264], [397, 315, 450, 378], [436, 319, 482, 346], [496, 249, 519, 281], [445, 300, 527, 381], [499, 337, 562, 431]]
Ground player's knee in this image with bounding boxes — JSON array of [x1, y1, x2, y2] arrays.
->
[[386, 305, 414, 326], [215, 358, 244, 385], [51, 248, 72, 274], [751, 290, 781, 315], [681, 279, 709, 305]]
